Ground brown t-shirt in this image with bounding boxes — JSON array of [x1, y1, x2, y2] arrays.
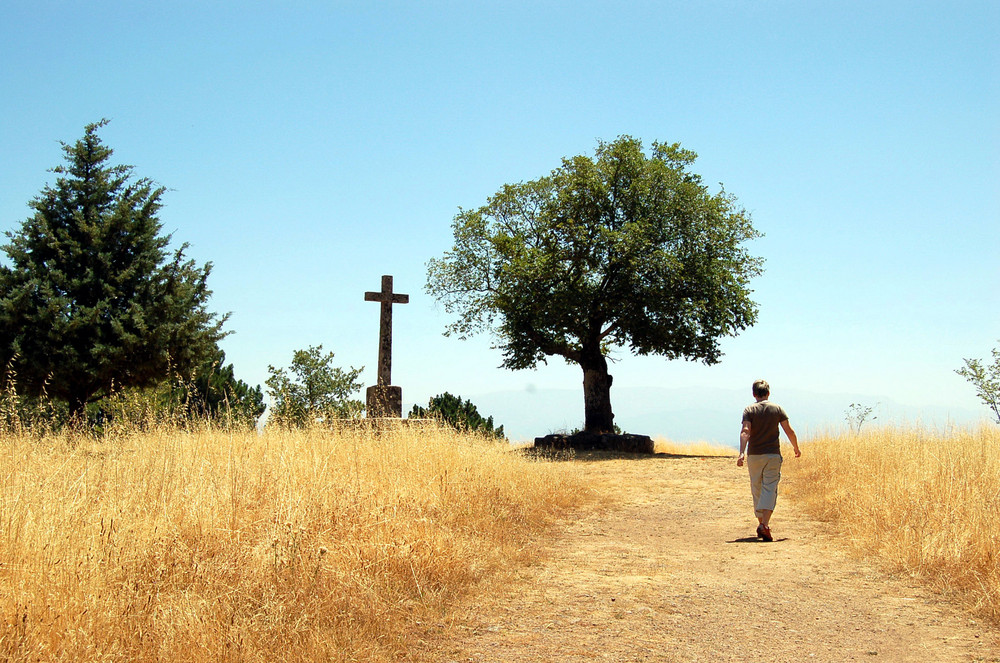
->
[[742, 400, 789, 456]]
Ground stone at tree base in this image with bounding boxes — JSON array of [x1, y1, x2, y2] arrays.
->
[[533, 432, 655, 454]]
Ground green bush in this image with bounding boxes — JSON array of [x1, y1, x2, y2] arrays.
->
[[410, 392, 505, 440]]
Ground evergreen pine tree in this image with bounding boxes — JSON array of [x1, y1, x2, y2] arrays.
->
[[0, 120, 228, 417], [175, 349, 265, 426], [410, 392, 505, 439]]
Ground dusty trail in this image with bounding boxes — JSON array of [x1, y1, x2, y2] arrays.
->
[[417, 453, 998, 662]]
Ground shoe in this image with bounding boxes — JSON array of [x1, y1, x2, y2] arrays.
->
[[756, 524, 765, 539], [760, 525, 773, 542]]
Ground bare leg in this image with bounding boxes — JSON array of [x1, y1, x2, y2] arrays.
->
[[758, 509, 772, 527]]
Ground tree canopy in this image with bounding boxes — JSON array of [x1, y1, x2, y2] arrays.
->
[[265, 345, 364, 426], [409, 392, 505, 439], [173, 349, 266, 426], [956, 342, 1000, 424], [426, 136, 763, 433], [0, 120, 228, 416]]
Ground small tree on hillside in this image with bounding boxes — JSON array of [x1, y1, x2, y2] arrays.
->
[[957, 343, 1000, 424], [409, 392, 505, 439], [0, 120, 227, 418], [844, 402, 878, 434], [265, 345, 364, 426], [427, 136, 762, 434]]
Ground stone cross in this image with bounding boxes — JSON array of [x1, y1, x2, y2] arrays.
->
[[364, 275, 409, 417]]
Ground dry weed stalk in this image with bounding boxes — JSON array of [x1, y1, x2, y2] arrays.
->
[[0, 421, 585, 662], [788, 425, 1000, 623]]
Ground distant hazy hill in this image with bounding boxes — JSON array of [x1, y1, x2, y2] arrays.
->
[[447, 386, 984, 445]]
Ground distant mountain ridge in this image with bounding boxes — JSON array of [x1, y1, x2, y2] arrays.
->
[[440, 386, 985, 445]]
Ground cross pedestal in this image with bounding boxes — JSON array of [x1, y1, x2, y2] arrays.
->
[[364, 275, 409, 418], [366, 385, 403, 419]]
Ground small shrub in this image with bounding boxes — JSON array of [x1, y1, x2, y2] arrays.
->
[[410, 392, 505, 439]]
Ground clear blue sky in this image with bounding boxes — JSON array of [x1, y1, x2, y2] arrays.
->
[[2, 1, 997, 437]]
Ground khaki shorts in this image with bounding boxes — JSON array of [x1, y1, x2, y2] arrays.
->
[[747, 453, 783, 519]]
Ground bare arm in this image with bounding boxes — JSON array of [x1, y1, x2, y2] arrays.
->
[[780, 419, 801, 457], [737, 421, 751, 466]]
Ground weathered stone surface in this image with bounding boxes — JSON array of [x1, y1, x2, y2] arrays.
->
[[533, 432, 655, 454], [366, 385, 402, 418]]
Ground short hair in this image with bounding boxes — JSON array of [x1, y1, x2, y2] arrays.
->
[[752, 379, 770, 398]]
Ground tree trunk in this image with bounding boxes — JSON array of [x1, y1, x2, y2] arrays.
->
[[580, 349, 615, 433]]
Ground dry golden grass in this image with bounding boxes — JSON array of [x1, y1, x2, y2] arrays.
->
[[653, 437, 736, 456], [788, 424, 1000, 622], [0, 421, 587, 662]]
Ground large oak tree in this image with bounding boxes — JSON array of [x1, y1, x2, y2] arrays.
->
[[0, 120, 228, 418], [427, 136, 763, 433]]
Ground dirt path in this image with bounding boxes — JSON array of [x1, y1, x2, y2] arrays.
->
[[416, 453, 999, 662]]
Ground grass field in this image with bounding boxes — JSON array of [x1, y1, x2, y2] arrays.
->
[[0, 422, 587, 662], [653, 437, 735, 456], [788, 424, 1000, 622], [5, 416, 997, 660]]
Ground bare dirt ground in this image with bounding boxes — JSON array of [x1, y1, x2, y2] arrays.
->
[[415, 452, 999, 662]]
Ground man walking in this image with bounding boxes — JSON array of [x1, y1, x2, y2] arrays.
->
[[737, 379, 800, 542]]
